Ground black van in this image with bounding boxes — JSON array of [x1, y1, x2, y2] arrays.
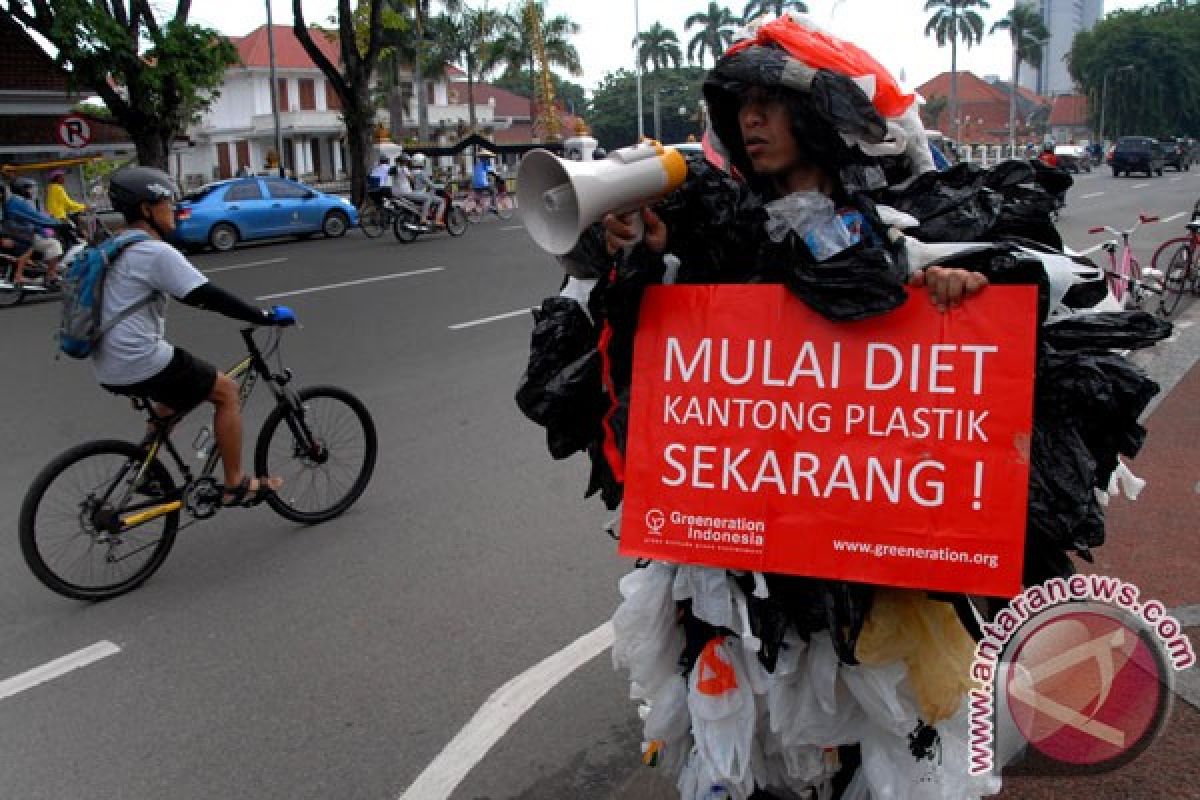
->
[[1111, 137, 1166, 177]]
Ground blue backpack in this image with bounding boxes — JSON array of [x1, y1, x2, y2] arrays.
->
[[57, 230, 152, 359]]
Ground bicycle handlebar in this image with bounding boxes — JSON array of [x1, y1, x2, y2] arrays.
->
[[1088, 214, 1158, 238]]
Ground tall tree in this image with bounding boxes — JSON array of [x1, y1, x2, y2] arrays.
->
[[990, 3, 1048, 154], [293, 0, 385, 205], [685, 2, 739, 67], [741, 0, 808, 23], [920, 94, 949, 130], [487, 2, 581, 103], [426, 4, 500, 130], [633, 22, 683, 72], [5, 0, 238, 169], [923, 0, 991, 145], [1069, 4, 1200, 141]]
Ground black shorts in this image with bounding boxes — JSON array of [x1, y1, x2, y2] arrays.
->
[[102, 347, 217, 414]]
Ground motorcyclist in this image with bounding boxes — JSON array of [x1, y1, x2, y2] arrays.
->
[[46, 169, 87, 221], [406, 154, 444, 226], [2, 176, 64, 285]]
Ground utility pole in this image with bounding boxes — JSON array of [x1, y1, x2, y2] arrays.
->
[[634, 0, 644, 140], [266, 0, 285, 177]]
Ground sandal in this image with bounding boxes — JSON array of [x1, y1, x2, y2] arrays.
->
[[221, 476, 279, 508]]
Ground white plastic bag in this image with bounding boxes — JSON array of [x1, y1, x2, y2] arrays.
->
[[842, 660, 920, 737], [674, 566, 736, 630], [687, 636, 759, 793], [612, 562, 684, 699]]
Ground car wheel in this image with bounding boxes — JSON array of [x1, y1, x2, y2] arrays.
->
[[322, 210, 349, 238], [1157, 168, 1164, 177], [1112, 168, 1120, 177], [209, 222, 238, 252]]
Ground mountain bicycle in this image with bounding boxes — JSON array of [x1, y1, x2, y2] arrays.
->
[[18, 326, 377, 601], [463, 185, 515, 223], [1087, 213, 1162, 312], [1148, 199, 1200, 317]]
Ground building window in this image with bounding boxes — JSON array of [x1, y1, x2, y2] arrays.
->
[[325, 80, 342, 111], [277, 78, 290, 112], [298, 78, 316, 111]]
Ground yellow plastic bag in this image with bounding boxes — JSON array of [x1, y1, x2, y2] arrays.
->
[[855, 588, 976, 723]]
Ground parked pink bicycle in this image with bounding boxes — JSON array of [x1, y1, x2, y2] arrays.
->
[[1087, 213, 1163, 312]]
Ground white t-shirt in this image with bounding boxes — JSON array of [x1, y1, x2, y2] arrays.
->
[[91, 239, 208, 386], [370, 163, 392, 189], [394, 166, 413, 194]]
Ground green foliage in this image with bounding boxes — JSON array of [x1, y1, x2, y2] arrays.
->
[[587, 67, 707, 148], [1069, 3, 1200, 139], [741, 0, 808, 22], [923, 0, 991, 50], [634, 22, 683, 72], [685, 2, 739, 66], [8, 0, 239, 166]]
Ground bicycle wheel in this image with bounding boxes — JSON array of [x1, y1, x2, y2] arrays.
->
[[359, 201, 385, 238], [254, 386, 377, 524], [1150, 235, 1187, 276], [494, 194, 515, 220], [19, 440, 178, 601], [464, 196, 484, 224], [1158, 242, 1191, 317], [445, 206, 468, 237]]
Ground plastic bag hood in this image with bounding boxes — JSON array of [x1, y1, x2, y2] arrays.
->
[[703, 13, 933, 190]]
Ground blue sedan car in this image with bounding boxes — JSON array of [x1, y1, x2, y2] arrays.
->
[[174, 176, 358, 252]]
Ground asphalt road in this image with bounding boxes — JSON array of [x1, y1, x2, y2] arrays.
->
[[0, 168, 1197, 800]]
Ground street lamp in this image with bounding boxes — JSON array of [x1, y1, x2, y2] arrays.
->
[[1098, 64, 1134, 148], [265, 0, 285, 177]]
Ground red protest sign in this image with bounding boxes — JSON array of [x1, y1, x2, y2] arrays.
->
[[618, 284, 1038, 597]]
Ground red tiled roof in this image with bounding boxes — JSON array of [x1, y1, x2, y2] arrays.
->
[[232, 25, 340, 70], [916, 71, 1009, 105], [0, 14, 84, 93], [449, 81, 532, 118], [1048, 94, 1089, 127]]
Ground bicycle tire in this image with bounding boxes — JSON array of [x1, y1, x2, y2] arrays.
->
[[445, 206, 468, 237], [464, 197, 484, 224], [495, 195, 515, 220], [1150, 235, 1188, 275], [359, 201, 385, 238], [254, 386, 377, 524], [19, 439, 178, 601], [1158, 242, 1190, 317]]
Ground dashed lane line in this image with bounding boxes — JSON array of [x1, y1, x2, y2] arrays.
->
[[256, 267, 445, 301], [202, 257, 289, 274], [396, 622, 614, 800], [1161, 212, 1186, 224], [1080, 192, 1105, 200], [0, 641, 120, 702], [1132, 182, 1150, 189], [449, 308, 533, 330], [500, 225, 524, 231]]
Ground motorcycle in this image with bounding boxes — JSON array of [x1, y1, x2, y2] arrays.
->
[[0, 219, 89, 307], [391, 187, 468, 243]]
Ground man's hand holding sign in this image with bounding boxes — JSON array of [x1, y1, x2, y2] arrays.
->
[[618, 283, 1037, 597]]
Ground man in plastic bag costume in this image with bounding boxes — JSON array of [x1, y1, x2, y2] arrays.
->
[[516, 13, 1171, 800]]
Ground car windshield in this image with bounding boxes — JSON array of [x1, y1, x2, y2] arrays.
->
[[184, 184, 223, 202]]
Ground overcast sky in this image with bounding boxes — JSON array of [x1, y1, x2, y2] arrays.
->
[[189, 0, 1155, 94]]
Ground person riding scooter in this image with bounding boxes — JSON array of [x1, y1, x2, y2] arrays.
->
[[2, 177, 66, 286]]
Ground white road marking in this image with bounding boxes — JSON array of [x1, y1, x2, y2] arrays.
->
[[1161, 212, 1186, 224], [256, 268, 444, 300], [1080, 192, 1105, 200], [1171, 176, 1184, 182], [202, 257, 289, 275], [0, 641, 120, 702], [397, 622, 614, 800], [449, 308, 533, 330], [500, 225, 524, 231], [1132, 183, 1150, 189]]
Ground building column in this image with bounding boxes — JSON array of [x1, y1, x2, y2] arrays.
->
[[293, 138, 306, 177], [332, 138, 344, 177]]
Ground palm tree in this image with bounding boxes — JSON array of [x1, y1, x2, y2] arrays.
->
[[741, 0, 808, 23], [686, 2, 739, 67], [426, 5, 501, 131], [923, 0, 991, 145], [488, 2, 581, 102], [990, 3, 1048, 155], [634, 22, 683, 72]]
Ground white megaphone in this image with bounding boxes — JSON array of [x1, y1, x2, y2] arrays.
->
[[517, 142, 689, 255]]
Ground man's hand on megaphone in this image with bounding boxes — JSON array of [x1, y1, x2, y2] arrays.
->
[[602, 207, 667, 256]]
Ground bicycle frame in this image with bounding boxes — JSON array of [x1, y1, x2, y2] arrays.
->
[[1088, 214, 1159, 308], [109, 327, 313, 533]]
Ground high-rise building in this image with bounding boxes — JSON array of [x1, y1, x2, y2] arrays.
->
[[1020, 0, 1104, 96]]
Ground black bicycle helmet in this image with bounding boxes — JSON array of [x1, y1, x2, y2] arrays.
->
[[108, 166, 179, 216], [12, 176, 36, 198]]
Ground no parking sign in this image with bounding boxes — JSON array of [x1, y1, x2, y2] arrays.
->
[[56, 115, 92, 150]]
